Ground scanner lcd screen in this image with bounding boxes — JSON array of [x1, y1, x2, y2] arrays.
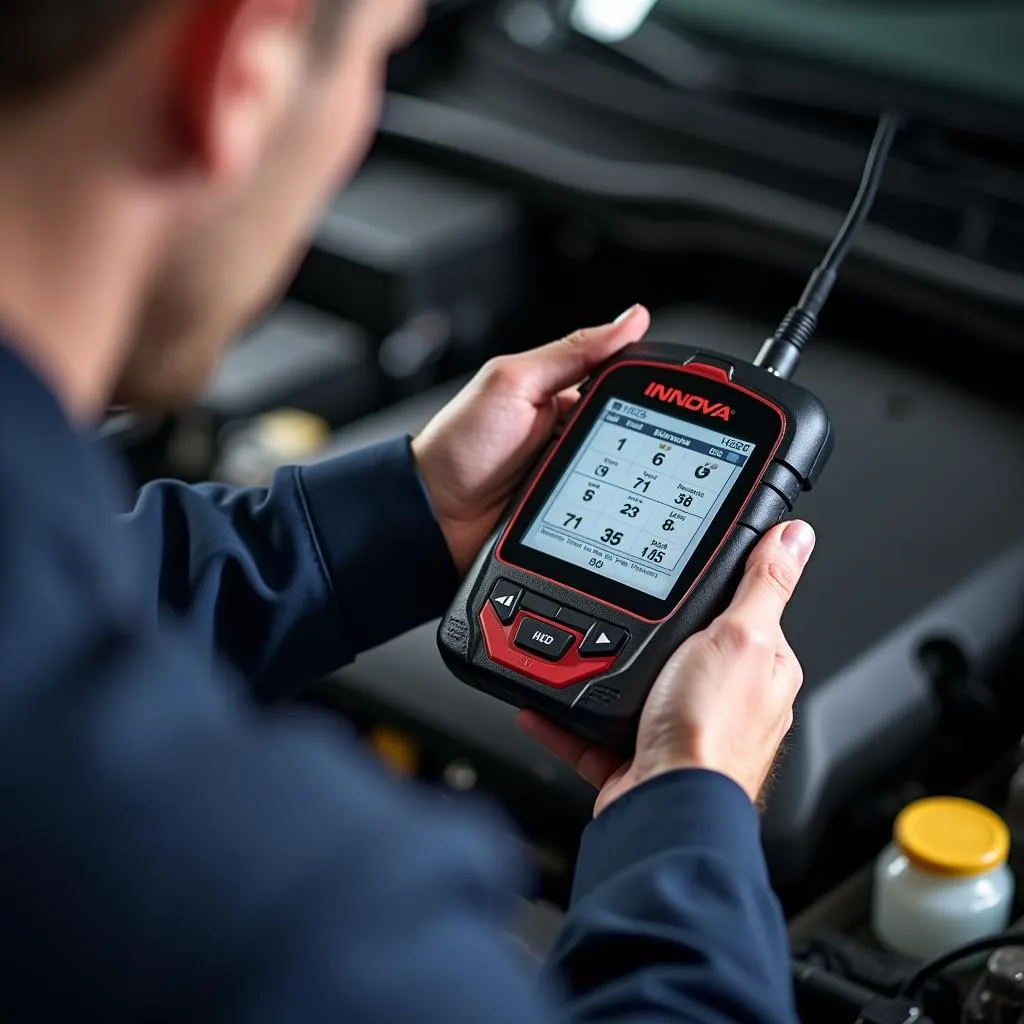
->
[[520, 397, 757, 600]]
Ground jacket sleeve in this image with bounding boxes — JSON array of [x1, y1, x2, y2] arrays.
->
[[0, 578, 796, 1024], [2, 631, 798, 1024], [547, 770, 798, 1024], [121, 436, 459, 701]]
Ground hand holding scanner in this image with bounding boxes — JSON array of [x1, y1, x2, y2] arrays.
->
[[438, 114, 902, 749]]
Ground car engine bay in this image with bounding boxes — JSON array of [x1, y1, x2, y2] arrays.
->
[[106, 3, 1024, 1020]]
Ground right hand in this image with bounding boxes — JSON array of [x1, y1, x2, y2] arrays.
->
[[518, 520, 816, 815]]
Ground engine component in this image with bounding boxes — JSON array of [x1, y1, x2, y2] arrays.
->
[[213, 410, 331, 488], [793, 959, 929, 1024], [963, 947, 1024, 1024], [291, 156, 525, 388], [202, 301, 380, 427]]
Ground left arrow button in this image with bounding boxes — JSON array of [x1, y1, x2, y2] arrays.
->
[[489, 580, 524, 625]]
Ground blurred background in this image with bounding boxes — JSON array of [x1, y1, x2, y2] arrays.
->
[[103, 2, 1024, 1018]]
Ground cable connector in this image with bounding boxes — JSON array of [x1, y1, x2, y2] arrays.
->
[[755, 112, 902, 379], [755, 307, 818, 379]]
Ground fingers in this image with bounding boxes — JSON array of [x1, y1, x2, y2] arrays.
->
[[517, 710, 584, 762], [516, 711, 624, 789], [493, 305, 651, 402], [555, 387, 582, 422], [728, 521, 816, 632], [576, 747, 628, 790]]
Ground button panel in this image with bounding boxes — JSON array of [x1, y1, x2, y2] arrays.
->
[[479, 580, 630, 688]]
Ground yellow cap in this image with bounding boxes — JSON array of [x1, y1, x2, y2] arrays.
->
[[368, 727, 419, 778], [895, 797, 1010, 878], [257, 410, 330, 461]]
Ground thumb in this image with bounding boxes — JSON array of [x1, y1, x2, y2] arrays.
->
[[727, 521, 816, 631], [509, 305, 651, 402]]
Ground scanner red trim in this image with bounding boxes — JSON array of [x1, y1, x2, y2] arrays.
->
[[496, 359, 787, 625], [479, 604, 615, 689], [679, 362, 731, 385]]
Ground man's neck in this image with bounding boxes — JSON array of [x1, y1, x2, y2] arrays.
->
[[0, 111, 164, 425]]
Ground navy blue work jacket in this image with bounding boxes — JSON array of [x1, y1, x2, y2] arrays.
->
[[0, 342, 795, 1023]]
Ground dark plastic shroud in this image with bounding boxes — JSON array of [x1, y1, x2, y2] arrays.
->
[[438, 342, 833, 749]]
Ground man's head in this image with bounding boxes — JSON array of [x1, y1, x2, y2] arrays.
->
[[0, 0, 423, 412]]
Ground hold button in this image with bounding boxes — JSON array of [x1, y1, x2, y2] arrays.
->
[[514, 618, 575, 662]]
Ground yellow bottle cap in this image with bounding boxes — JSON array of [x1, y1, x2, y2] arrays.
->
[[895, 797, 1010, 878], [368, 727, 419, 778], [257, 410, 330, 461]]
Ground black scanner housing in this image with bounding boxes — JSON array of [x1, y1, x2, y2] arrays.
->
[[438, 342, 833, 749]]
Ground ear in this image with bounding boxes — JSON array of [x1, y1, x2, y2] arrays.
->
[[173, 0, 311, 182]]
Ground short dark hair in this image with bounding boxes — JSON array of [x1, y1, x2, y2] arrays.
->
[[0, 0, 345, 105]]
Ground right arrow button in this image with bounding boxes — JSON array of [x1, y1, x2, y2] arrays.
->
[[579, 622, 628, 658]]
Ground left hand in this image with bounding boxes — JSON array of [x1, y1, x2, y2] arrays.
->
[[413, 305, 651, 575]]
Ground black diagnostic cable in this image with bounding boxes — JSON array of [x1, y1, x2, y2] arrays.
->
[[753, 111, 903, 379], [898, 936, 1024, 1000]]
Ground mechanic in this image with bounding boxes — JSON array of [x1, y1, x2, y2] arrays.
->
[[0, 0, 816, 1020]]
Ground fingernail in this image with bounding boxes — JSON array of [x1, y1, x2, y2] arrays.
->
[[780, 521, 816, 566], [614, 304, 639, 325]]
